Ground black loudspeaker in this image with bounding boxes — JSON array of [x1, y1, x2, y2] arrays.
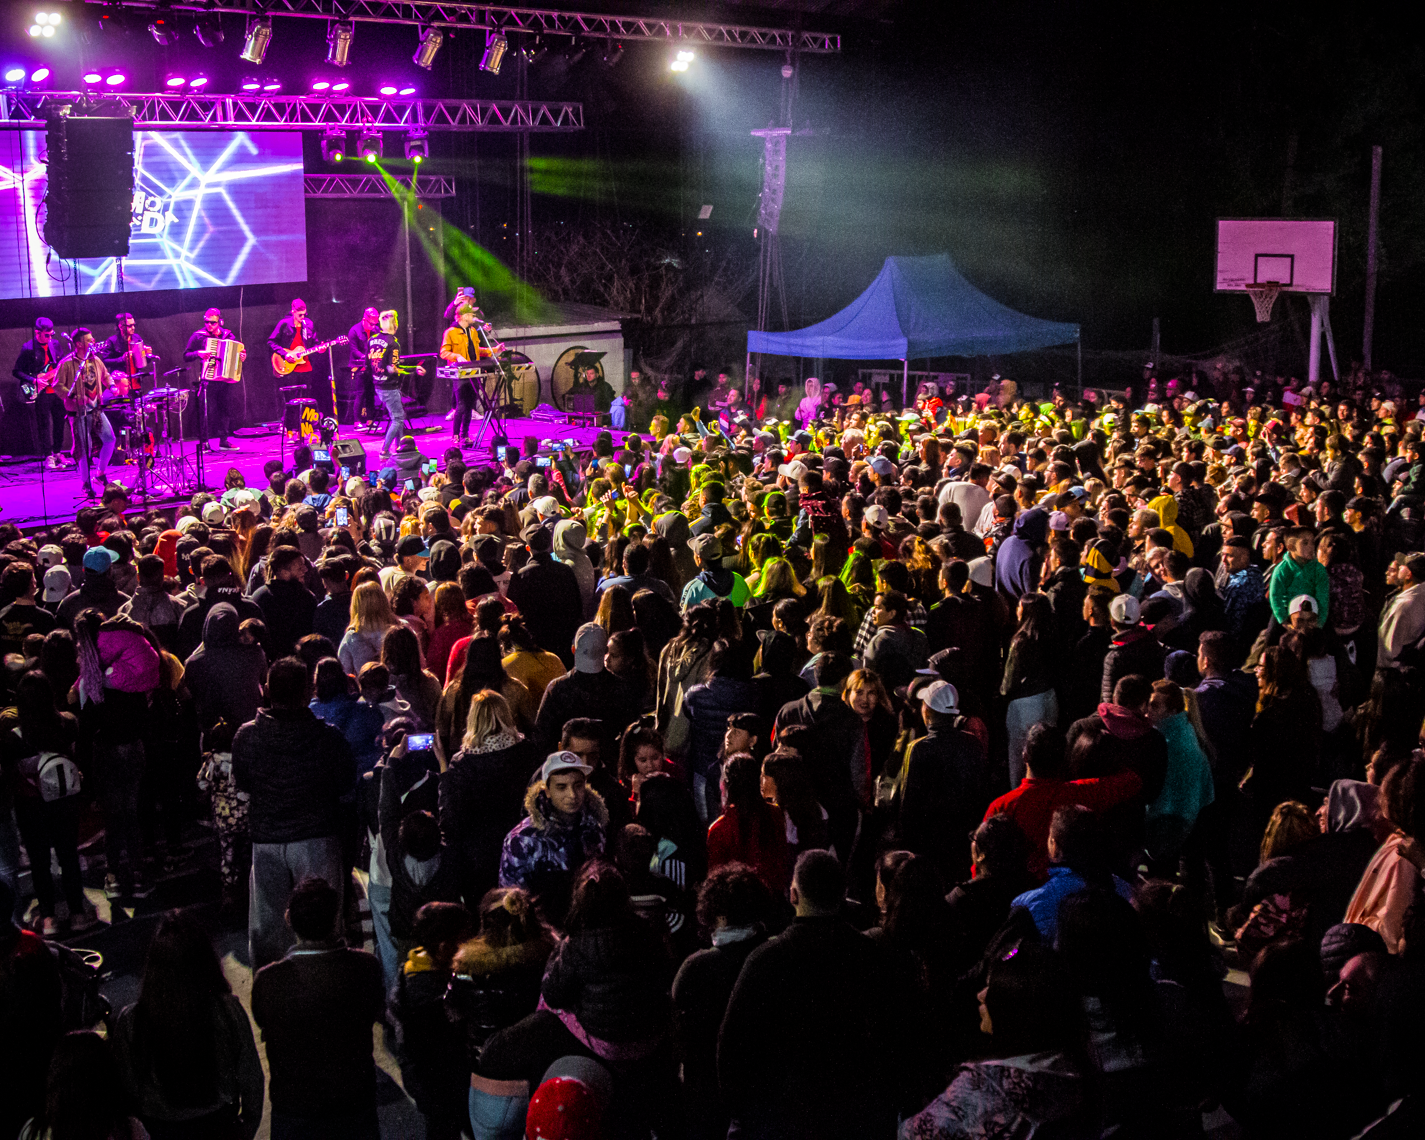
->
[[43, 115, 135, 259], [327, 438, 369, 477]]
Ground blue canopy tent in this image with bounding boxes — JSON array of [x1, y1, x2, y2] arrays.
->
[[746, 254, 1080, 401]]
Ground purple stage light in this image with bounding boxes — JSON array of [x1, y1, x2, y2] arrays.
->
[[378, 84, 397, 95], [106, 72, 126, 86], [4, 67, 25, 84], [82, 71, 102, 84], [31, 68, 50, 83], [331, 80, 350, 91], [241, 79, 261, 91], [399, 85, 416, 95], [262, 80, 281, 91], [311, 79, 331, 91], [166, 76, 186, 88], [189, 76, 209, 88]]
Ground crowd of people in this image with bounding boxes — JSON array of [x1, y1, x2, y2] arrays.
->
[[3, 364, 1425, 1140]]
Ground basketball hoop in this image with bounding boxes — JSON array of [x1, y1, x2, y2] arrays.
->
[[1245, 281, 1283, 323]]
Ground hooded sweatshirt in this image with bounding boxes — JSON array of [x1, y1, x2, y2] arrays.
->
[[553, 518, 597, 619], [654, 511, 698, 590], [994, 507, 1049, 602], [184, 603, 268, 733], [1147, 711, 1215, 827], [1148, 494, 1194, 557]]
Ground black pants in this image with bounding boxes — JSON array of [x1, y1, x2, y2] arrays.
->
[[205, 381, 234, 442], [35, 390, 66, 456], [13, 795, 84, 918], [453, 378, 478, 439], [335, 367, 373, 424]]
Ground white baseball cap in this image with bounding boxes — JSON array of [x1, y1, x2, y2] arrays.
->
[[540, 751, 594, 783], [1288, 594, 1319, 617], [922, 680, 960, 714], [777, 459, 807, 481], [1110, 594, 1141, 624]]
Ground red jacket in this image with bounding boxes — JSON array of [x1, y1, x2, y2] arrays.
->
[[982, 769, 1143, 879], [708, 801, 791, 897]]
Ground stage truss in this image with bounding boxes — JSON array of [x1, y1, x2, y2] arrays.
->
[[84, 2, 841, 53], [0, 92, 583, 132], [305, 173, 456, 198]]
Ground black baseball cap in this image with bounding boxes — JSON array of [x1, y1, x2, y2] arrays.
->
[[395, 535, 430, 559]]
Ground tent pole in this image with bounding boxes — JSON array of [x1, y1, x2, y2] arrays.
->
[[902, 358, 908, 408]]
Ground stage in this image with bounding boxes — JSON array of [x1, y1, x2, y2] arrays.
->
[[0, 412, 638, 529]]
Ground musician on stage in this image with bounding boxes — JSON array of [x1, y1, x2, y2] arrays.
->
[[52, 328, 115, 496], [371, 310, 425, 463], [438, 304, 496, 448], [183, 308, 245, 453], [98, 312, 154, 397], [267, 296, 316, 373], [342, 305, 380, 427], [11, 316, 68, 470]]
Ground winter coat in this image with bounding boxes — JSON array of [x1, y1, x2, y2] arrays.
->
[[656, 639, 715, 759], [897, 725, 991, 881], [184, 603, 267, 734], [251, 576, 318, 658], [1043, 565, 1088, 655], [532, 666, 640, 758], [1147, 710, 1215, 832], [497, 781, 608, 898], [864, 622, 930, 691], [1268, 554, 1331, 626], [338, 627, 390, 678], [994, 508, 1049, 602], [553, 519, 598, 619], [1148, 494, 1194, 557], [310, 691, 385, 775], [439, 733, 539, 901], [707, 802, 792, 896], [175, 585, 261, 661], [232, 707, 356, 844], [541, 918, 674, 1047], [654, 511, 699, 592], [119, 583, 184, 649], [506, 554, 584, 665], [1101, 624, 1166, 701], [682, 675, 759, 778], [446, 936, 553, 1059]]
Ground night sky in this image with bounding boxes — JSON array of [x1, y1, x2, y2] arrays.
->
[[4, 3, 1423, 376]]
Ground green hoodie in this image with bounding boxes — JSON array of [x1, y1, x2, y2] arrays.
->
[[1268, 553, 1329, 625]]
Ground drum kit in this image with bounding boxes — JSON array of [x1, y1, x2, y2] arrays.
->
[[98, 384, 195, 498]]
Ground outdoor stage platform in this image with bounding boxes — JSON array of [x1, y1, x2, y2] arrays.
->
[[0, 414, 641, 529]]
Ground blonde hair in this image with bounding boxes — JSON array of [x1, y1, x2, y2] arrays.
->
[[1259, 800, 1316, 864], [348, 579, 398, 634], [842, 668, 892, 715], [462, 689, 517, 750]]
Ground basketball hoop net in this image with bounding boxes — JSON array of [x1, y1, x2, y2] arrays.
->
[[1245, 282, 1283, 323]]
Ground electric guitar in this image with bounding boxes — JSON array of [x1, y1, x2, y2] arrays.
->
[[271, 335, 349, 377], [17, 365, 57, 404]]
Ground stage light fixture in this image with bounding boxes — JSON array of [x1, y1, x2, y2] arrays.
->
[[358, 128, 381, 163], [413, 27, 442, 70], [670, 48, 694, 72], [240, 77, 262, 91], [30, 67, 50, 82], [321, 128, 346, 163], [603, 42, 624, 67], [195, 14, 224, 48], [782, 63, 795, 79], [378, 83, 398, 96], [29, 12, 60, 38], [404, 131, 428, 163], [3, 67, 25, 84], [480, 33, 509, 75], [311, 79, 331, 91], [82, 70, 102, 84], [331, 80, 350, 92], [262, 78, 282, 91], [239, 15, 272, 65], [521, 37, 547, 64], [165, 73, 187, 88], [399, 84, 416, 96], [148, 18, 178, 46], [105, 71, 126, 86], [189, 74, 209, 88], [567, 42, 587, 65], [326, 20, 354, 67]]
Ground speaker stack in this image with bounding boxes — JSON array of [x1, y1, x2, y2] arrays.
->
[[43, 114, 135, 259]]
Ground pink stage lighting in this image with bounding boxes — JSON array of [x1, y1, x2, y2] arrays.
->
[[311, 79, 331, 91], [31, 68, 51, 83], [105, 72, 126, 86], [82, 71, 102, 84], [189, 76, 209, 88], [378, 84, 398, 95], [331, 80, 350, 91], [165, 75, 187, 88]]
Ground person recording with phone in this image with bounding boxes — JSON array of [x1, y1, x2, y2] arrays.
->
[[11, 316, 68, 469]]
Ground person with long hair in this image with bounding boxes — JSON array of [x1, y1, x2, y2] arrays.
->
[[2, 671, 92, 934], [112, 911, 264, 1138], [439, 690, 538, 903], [1345, 754, 1425, 953], [594, 583, 636, 636], [635, 771, 707, 890], [435, 636, 530, 766], [19, 1032, 146, 1140], [424, 581, 473, 685], [495, 614, 565, 705], [617, 723, 681, 804], [841, 668, 898, 812], [761, 751, 830, 862], [338, 580, 400, 676], [899, 944, 1089, 1140], [1245, 645, 1321, 827], [655, 602, 720, 762], [708, 752, 791, 896], [1001, 592, 1060, 787]]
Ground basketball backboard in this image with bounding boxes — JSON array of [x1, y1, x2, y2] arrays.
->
[[1215, 218, 1336, 294]]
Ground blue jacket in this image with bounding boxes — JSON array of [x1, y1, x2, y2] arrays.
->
[[498, 781, 608, 893], [995, 508, 1049, 602], [1012, 865, 1134, 942]]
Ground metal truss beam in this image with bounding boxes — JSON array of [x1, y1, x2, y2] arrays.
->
[[305, 173, 455, 198], [89, 2, 841, 54], [0, 92, 583, 132]]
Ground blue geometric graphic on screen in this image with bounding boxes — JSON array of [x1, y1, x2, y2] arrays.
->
[[0, 130, 307, 298]]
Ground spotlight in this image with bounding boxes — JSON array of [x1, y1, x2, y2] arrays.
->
[[321, 128, 346, 163], [671, 48, 694, 71], [195, 14, 224, 48], [521, 37, 547, 64], [239, 15, 272, 65], [326, 20, 354, 68], [413, 27, 442, 70], [164, 73, 187, 88], [82, 70, 102, 84], [603, 43, 624, 67], [331, 80, 350, 92], [782, 63, 795, 79], [311, 79, 331, 92], [480, 33, 508, 74], [148, 18, 178, 46], [105, 71, 127, 87], [398, 85, 416, 96], [567, 42, 587, 65], [240, 77, 262, 91], [4, 67, 24, 84], [189, 75, 209, 88], [261, 78, 282, 92], [30, 67, 49, 82], [404, 131, 428, 163], [378, 84, 397, 96], [358, 128, 381, 163], [29, 12, 60, 38]]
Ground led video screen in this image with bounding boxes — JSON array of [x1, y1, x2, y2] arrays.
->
[[0, 129, 307, 299]]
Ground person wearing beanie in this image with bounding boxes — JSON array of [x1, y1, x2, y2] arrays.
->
[[507, 522, 584, 667], [531, 623, 640, 760]]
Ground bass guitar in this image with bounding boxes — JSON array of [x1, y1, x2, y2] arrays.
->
[[271, 335, 350, 377]]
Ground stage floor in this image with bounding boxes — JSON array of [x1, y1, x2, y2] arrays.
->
[[0, 413, 638, 529]]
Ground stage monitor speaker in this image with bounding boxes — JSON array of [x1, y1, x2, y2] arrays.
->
[[323, 438, 369, 477], [43, 115, 135, 260]]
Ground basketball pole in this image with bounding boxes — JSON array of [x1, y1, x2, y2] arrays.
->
[[1363, 145, 1383, 372]]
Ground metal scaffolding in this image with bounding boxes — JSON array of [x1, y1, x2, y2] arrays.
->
[[93, 2, 841, 53], [0, 92, 583, 132], [304, 173, 456, 197]]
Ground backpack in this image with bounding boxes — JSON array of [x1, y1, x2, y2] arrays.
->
[[36, 751, 83, 802]]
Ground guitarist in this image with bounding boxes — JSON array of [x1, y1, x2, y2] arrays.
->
[[11, 316, 68, 469], [51, 328, 115, 497], [267, 296, 316, 387]]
